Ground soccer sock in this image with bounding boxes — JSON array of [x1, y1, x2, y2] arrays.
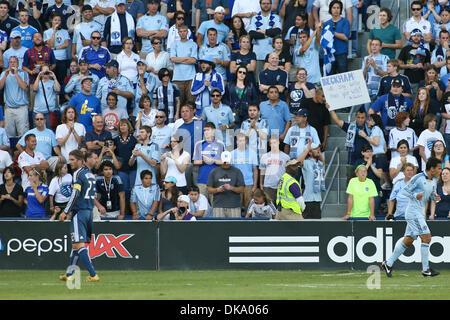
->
[[78, 247, 96, 277], [421, 243, 430, 271], [66, 249, 79, 276], [387, 241, 408, 267]]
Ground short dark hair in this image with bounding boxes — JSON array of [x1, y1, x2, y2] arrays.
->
[[100, 160, 114, 172], [207, 27, 218, 35], [140, 169, 153, 180], [397, 139, 409, 150], [361, 144, 373, 152], [69, 149, 85, 160], [426, 157, 442, 171], [204, 122, 216, 130], [188, 185, 200, 193], [329, 0, 343, 15], [410, 0, 423, 9], [371, 37, 383, 46], [25, 133, 36, 142]]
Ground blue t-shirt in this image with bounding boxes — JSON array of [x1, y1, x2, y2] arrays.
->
[[0, 69, 29, 107], [85, 129, 113, 155], [259, 100, 291, 137], [370, 94, 413, 129], [34, 79, 58, 113], [133, 142, 161, 185], [12, 25, 38, 49], [136, 13, 169, 54], [231, 148, 259, 186], [322, 18, 351, 55], [3, 47, 28, 68], [25, 184, 49, 217], [197, 20, 230, 45], [193, 139, 225, 184], [79, 45, 111, 79], [68, 93, 102, 132], [130, 184, 160, 219], [170, 39, 198, 82], [43, 28, 70, 60]]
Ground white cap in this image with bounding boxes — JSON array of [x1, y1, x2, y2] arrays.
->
[[215, 6, 225, 13], [178, 195, 190, 203], [310, 143, 320, 150]]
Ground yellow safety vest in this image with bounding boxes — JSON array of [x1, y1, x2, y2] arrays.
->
[[276, 173, 302, 215]]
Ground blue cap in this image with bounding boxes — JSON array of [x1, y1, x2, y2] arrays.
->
[[296, 108, 309, 117], [199, 56, 215, 66], [104, 59, 119, 68], [164, 176, 177, 184], [116, 0, 126, 5], [78, 58, 89, 65]]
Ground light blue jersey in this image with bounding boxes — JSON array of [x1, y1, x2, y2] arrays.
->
[[64, 72, 100, 96], [34, 79, 58, 113], [18, 128, 58, 160], [133, 142, 161, 185], [72, 20, 103, 57], [198, 43, 230, 81], [130, 184, 160, 219], [3, 47, 28, 69], [1, 70, 29, 107], [231, 148, 259, 186], [96, 75, 134, 110], [283, 124, 321, 159], [133, 72, 157, 117], [389, 178, 409, 219], [43, 28, 70, 60], [170, 39, 198, 82], [197, 20, 230, 45], [136, 13, 169, 54], [402, 172, 437, 219]]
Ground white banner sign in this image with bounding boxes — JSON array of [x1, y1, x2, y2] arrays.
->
[[320, 70, 371, 111]]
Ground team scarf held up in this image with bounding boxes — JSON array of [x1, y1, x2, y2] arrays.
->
[[320, 23, 335, 76], [255, 11, 276, 30]]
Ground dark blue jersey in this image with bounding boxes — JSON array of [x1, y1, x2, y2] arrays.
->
[[64, 166, 96, 214]]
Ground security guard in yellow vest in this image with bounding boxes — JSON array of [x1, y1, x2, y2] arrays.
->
[[275, 159, 306, 220]]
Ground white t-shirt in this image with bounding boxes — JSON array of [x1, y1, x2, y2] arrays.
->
[[313, 0, 352, 23], [189, 193, 212, 218], [389, 155, 419, 185], [18, 150, 47, 190], [55, 123, 86, 163], [443, 103, 450, 134], [417, 129, 445, 169], [48, 173, 73, 204], [259, 151, 290, 189], [388, 127, 418, 158], [117, 50, 140, 82], [0, 150, 12, 184], [231, 0, 262, 31], [403, 17, 432, 49], [165, 151, 191, 187]]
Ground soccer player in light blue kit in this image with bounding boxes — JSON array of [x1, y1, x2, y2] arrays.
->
[[59, 150, 99, 282], [381, 157, 442, 277]]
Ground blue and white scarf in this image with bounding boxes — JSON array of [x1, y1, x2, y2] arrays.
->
[[255, 11, 276, 30], [312, 160, 326, 193], [407, 28, 427, 57], [157, 82, 175, 123], [345, 121, 371, 152], [320, 24, 335, 76], [191, 70, 224, 113]]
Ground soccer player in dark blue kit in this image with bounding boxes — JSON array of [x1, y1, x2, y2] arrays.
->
[[59, 149, 99, 282]]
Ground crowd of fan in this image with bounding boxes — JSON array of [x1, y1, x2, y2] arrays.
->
[[0, 0, 449, 221]]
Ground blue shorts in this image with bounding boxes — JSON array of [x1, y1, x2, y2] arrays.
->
[[70, 210, 93, 243], [404, 217, 430, 239]]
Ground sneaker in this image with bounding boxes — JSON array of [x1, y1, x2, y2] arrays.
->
[[85, 274, 100, 282], [381, 182, 392, 190], [381, 261, 393, 277], [422, 269, 440, 277], [59, 274, 73, 281]]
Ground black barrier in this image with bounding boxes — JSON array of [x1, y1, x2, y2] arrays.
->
[[0, 221, 158, 270], [0, 220, 449, 270]]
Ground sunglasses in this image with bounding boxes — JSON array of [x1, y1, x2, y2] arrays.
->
[[238, 70, 246, 74], [35, 118, 45, 120], [155, 115, 165, 118], [162, 73, 170, 77], [152, 42, 161, 45], [211, 94, 221, 97], [411, 7, 422, 11], [92, 36, 101, 40], [176, 16, 185, 20]]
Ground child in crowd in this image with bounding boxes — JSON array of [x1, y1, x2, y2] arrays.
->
[[245, 188, 277, 219]]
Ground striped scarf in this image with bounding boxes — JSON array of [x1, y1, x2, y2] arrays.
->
[[320, 24, 335, 76]]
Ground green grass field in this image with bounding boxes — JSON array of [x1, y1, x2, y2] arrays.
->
[[1, 269, 449, 300]]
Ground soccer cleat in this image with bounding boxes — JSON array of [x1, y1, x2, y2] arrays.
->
[[85, 274, 100, 282], [59, 274, 73, 281], [381, 261, 393, 278], [422, 269, 440, 277]]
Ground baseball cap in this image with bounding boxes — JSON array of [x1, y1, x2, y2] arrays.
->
[[10, 30, 21, 38], [81, 76, 94, 83], [164, 176, 177, 184], [286, 159, 299, 166], [116, 0, 126, 5], [296, 108, 309, 117], [198, 55, 215, 65], [137, 59, 147, 65], [215, 6, 226, 13], [178, 195, 190, 203], [221, 151, 232, 163], [148, 0, 160, 3], [391, 78, 403, 87], [78, 58, 89, 65], [104, 60, 119, 68]]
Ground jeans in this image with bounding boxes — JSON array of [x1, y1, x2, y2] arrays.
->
[[331, 54, 348, 75], [118, 170, 137, 201]]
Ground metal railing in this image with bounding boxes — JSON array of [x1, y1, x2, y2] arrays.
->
[[320, 146, 340, 210]]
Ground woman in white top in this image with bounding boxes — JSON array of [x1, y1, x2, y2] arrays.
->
[[135, 95, 157, 133], [55, 106, 86, 163], [49, 160, 73, 220], [116, 37, 140, 82], [388, 111, 418, 158], [145, 36, 173, 84], [160, 133, 190, 194], [417, 113, 445, 170], [389, 139, 419, 185]]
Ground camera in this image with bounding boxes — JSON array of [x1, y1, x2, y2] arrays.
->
[[176, 207, 186, 216], [43, 71, 51, 76], [105, 141, 112, 147]]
